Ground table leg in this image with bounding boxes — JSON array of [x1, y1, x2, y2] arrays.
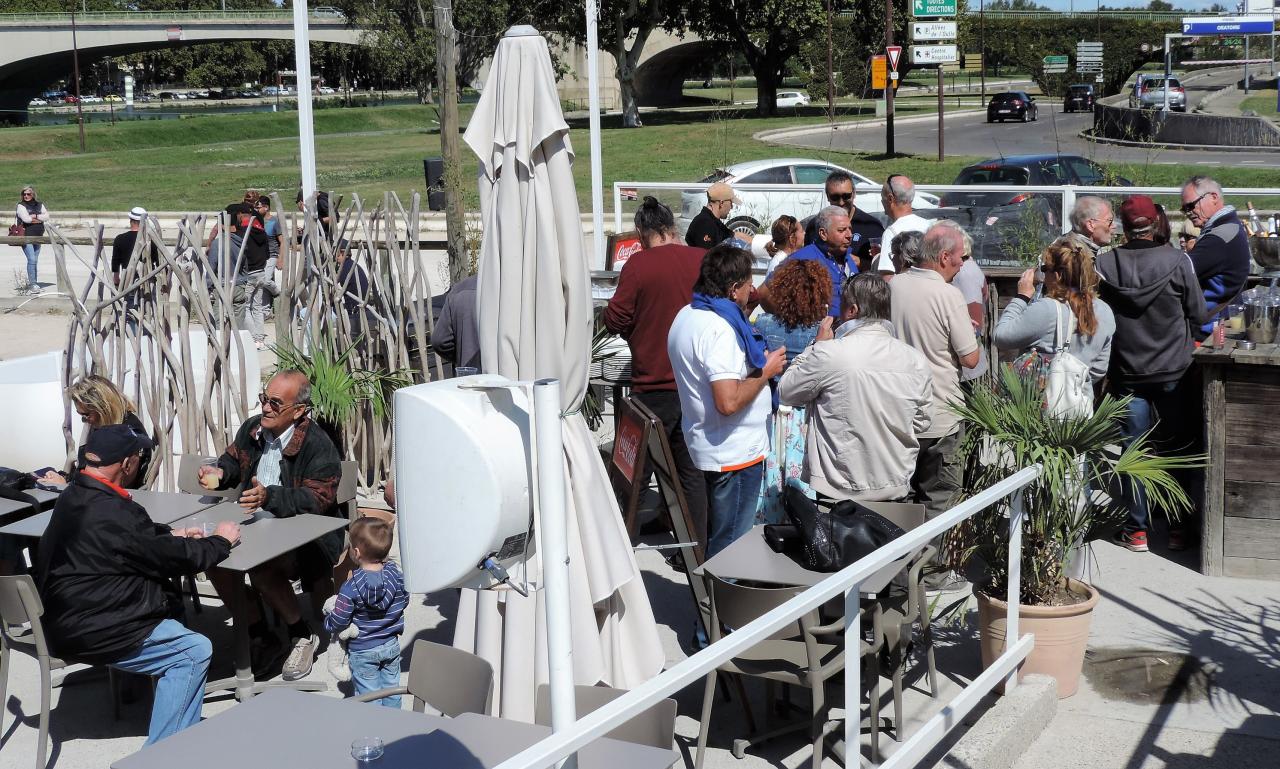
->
[[204, 573, 327, 701]]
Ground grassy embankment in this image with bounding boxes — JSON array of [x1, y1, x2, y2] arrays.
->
[[1, 101, 1275, 214]]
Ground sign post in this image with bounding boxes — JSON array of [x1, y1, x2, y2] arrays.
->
[[910, 0, 957, 162]]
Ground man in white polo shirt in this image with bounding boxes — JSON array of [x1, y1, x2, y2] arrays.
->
[[876, 174, 930, 273], [669, 243, 787, 557], [890, 222, 979, 523]]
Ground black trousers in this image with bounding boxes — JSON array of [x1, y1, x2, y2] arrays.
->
[[631, 390, 709, 552]]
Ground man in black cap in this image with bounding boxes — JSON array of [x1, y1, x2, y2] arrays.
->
[[35, 424, 240, 745]]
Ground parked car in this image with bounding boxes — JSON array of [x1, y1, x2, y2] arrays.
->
[[317, 86, 336, 95], [81, 95, 103, 104], [937, 154, 1132, 262], [1063, 84, 1095, 113], [674, 158, 940, 239], [776, 91, 811, 108], [1129, 75, 1186, 111], [104, 94, 123, 103], [63, 94, 79, 104], [27, 98, 48, 107], [987, 91, 1038, 123]]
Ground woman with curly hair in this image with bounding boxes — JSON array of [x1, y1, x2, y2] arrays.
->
[[764, 215, 805, 278], [753, 259, 832, 522]]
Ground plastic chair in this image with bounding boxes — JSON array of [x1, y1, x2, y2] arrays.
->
[[337, 460, 359, 522], [0, 575, 127, 769], [535, 683, 677, 752], [354, 639, 493, 716], [694, 574, 884, 769]]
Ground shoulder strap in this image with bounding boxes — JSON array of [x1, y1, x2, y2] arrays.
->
[[1052, 299, 1075, 353]]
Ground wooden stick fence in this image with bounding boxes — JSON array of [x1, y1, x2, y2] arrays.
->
[[53, 191, 445, 495]]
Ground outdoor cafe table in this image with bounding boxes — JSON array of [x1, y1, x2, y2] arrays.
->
[[173, 501, 349, 702], [0, 487, 60, 520], [111, 688, 678, 769], [0, 489, 221, 539]]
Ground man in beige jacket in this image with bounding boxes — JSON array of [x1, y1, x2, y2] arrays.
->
[[778, 273, 933, 502]]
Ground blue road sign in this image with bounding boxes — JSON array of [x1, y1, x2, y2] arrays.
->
[[1181, 15, 1274, 35]]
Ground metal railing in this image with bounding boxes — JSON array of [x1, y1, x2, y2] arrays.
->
[[0, 8, 346, 24], [492, 465, 1043, 769]]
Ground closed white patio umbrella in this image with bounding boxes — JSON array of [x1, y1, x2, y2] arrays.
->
[[454, 25, 665, 721]]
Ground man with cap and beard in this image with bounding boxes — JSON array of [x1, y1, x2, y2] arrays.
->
[[35, 424, 240, 745], [1096, 194, 1206, 554], [685, 181, 739, 249]]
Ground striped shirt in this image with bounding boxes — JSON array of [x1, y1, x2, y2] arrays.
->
[[255, 423, 295, 489], [324, 561, 409, 652]]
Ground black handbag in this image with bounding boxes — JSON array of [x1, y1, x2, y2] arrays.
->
[[783, 484, 907, 572]]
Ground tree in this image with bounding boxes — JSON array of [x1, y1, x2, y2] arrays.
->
[[1146, 0, 1173, 11], [795, 0, 909, 103], [552, 0, 687, 127], [686, 0, 825, 115]]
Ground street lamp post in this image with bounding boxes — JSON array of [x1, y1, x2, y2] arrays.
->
[[70, 4, 86, 152]]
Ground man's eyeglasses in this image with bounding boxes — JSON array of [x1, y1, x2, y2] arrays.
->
[[1181, 193, 1208, 214], [259, 392, 304, 412], [827, 192, 854, 203]]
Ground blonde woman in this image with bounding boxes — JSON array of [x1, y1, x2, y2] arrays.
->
[[62, 375, 151, 487], [16, 185, 49, 293]]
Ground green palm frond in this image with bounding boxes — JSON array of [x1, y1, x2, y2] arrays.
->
[[948, 364, 1202, 605]]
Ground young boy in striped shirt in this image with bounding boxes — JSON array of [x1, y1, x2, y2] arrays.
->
[[323, 517, 409, 707]]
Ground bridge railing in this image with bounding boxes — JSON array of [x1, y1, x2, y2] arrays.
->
[[0, 8, 345, 23]]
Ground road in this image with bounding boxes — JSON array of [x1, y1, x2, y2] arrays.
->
[[779, 69, 1280, 167]]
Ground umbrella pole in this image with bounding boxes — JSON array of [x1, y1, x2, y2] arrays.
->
[[293, 0, 317, 196], [585, 0, 606, 268], [533, 378, 579, 769]]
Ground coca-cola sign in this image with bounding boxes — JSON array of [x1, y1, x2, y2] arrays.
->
[[607, 230, 643, 271]]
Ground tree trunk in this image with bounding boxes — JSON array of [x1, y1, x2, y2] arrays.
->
[[755, 64, 781, 116], [615, 19, 655, 128]]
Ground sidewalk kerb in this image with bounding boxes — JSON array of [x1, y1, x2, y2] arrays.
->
[[930, 673, 1058, 769]]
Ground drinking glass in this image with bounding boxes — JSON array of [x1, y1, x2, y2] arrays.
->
[[765, 334, 787, 352], [351, 737, 384, 764], [199, 458, 220, 491]]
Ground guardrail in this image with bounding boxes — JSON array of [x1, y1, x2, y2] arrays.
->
[[0, 8, 345, 23], [492, 465, 1042, 769]]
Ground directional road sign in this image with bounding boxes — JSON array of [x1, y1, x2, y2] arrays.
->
[[1181, 15, 1274, 35], [911, 21, 957, 41], [1044, 55, 1068, 66], [912, 0, 957, 17], [911, 44, 959, 65]]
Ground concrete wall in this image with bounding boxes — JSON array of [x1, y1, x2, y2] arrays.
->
[[1093, 102, 1280, 147]]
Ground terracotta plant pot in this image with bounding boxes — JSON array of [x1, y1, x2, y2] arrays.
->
[[976, 578, 1100, 698]]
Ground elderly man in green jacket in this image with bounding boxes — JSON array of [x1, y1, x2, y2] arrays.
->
[[200, 369, 342, 682]]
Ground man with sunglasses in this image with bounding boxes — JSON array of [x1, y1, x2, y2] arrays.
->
[[1180, 175, 1250, 338], [802, 171, 884, 266], [198, 369, 342, 681], [685, 181, 738, 249]]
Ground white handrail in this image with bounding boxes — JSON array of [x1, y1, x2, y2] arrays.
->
[[493, 464, 1042, 769]]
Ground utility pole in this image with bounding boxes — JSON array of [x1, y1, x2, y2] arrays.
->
[[433, 0, 469, 285], [937, 67, 944, 161], [70, 5, 86, 153], [826, 0, 835, 125], [885, 0, 895, 156], [980, 0, 986, 103]]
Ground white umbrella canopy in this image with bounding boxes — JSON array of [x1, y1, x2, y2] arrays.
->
[[454, 25, 665, 721]]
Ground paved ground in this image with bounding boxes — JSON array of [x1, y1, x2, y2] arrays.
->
[[777, 69, 1280, 167]]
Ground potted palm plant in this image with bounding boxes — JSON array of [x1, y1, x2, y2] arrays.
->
[[946, 366, 1198, 698]]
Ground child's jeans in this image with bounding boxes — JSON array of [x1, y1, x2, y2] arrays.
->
[[349, 637, 402, 708]]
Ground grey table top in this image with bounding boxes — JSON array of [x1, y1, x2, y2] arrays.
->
[[172, 503, 349, 572], [0, 489, 220, 538], [0, 488, 59, 518], [695, 524, 920, 595], [112, 689, 676, 769]]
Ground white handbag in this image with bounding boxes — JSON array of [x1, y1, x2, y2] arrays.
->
[[1044, 300, 1094, 419]]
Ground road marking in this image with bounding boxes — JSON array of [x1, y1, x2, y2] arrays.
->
[[1240, 160, 1265, 165]]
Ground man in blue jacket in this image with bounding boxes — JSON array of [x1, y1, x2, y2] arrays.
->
[[1181, 175, 1249, 338]]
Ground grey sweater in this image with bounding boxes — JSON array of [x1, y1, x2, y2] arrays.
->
[[992, 295, 1115, 383]]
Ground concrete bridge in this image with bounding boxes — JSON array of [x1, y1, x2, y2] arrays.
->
[[0, 9, 362, 123]]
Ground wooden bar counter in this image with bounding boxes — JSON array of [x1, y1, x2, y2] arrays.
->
[[1196, 340, 1280, 579]]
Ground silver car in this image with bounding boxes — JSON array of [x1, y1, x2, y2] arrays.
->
[[1129, 76, 1186, 112]]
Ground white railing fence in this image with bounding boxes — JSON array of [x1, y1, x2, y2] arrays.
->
[[493, 465, 1043, 769], [612, 181, 1280, 248]]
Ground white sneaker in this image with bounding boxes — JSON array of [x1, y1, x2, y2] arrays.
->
[[281, 634, 318, 681], [26, 285, 41, 295]]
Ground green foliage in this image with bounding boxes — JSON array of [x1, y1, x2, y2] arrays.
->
[[997, 200, 1058, 267], [272, 336, 413, 428], [795, 3, 909, 104], [975, 16, 1179, 96], [946, 366, 1200, 605]]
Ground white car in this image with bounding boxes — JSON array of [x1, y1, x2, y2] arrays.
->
[[28, 98, 47, 107], [81, 95, 103, 104], [318, 86, 336, 95], [776, 91, 811, 108], [678, 158, 939, 238]]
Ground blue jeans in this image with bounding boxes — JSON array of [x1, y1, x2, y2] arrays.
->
[[22, 243, 40, 286], [703, 461, 764, 558], [349, 637, 402, 708], [1112, 379, 1196, 534], [110, 619, 211, 745]]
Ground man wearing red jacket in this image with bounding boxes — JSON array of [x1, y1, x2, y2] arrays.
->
[[603, 197, 708, 549]]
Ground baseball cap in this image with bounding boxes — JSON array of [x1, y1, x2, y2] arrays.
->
[[707, 181, 741, 205], [79, 424, 152, 468], [1119, 195, 1159, 229], [128, 206, 147, 222]]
